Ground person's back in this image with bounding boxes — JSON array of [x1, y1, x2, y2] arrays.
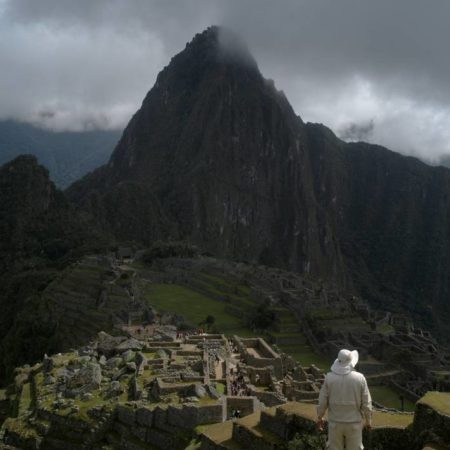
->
[[322, 370, 371, 423], [317, 349, 372, 450]]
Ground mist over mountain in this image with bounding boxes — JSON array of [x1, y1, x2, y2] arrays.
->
[[0, 120, 121, 188], [0, 25, 449, 382], [66, 27, 450, 341]]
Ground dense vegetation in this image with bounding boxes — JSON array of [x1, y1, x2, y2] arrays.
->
[[0, 155, 111, 384]]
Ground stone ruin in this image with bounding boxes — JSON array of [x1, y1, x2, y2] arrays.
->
[[1, 322, 450, 449], [0, 326, 325, 450], [278, 279, 450, 405]]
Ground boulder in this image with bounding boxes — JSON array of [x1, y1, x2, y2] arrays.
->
[[186, 384, 207, 398], [135, 352, 147, 374], [115, 338, 143, 352], [44, 375, 56, 385], [67, 363, 102, 391], [121, 350, 135, 363], [112, 367, 128, 381], [106, 357, 122, 368], [106, 380, 124, 398], [97, 333, 127, 356], [206, 384, 221, 400], [130, 377, 143, 401], [126, 362, 137, 372]]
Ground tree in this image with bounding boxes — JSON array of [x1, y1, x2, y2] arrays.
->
[[199, 315, 215, 331], [247, 300, 275, 331]]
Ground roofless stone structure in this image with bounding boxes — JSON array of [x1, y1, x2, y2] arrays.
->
[[1, 326, 449, 449]]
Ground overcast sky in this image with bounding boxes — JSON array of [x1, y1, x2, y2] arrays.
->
[[1, 0, 450, 161]]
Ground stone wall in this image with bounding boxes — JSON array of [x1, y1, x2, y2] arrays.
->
[[224, 396, 259, 420], [249, 388, 285, 407], [413, 392, 450, 448], [232, 422, 275, 450], [258, 403, 415, 450], [107, 401, 227, 449], [245, 366, 273, 386]]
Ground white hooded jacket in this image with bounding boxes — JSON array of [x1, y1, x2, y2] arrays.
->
[[317, 370, 372, 424]]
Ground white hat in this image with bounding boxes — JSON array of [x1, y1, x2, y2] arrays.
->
[[330, 349, 359, 375]]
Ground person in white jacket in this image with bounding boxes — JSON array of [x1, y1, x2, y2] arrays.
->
[[317, 349, 372, 450]]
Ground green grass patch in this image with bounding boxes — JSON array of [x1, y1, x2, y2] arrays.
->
[[2, 417, 40, 440], [370, 385, 415, 411], [193, 281, 255, 308], [279, 344, 329, 371], [198, 272, 233, 287], [192, 275, 256, 308], [377, 323, 395, 335], [18, 383, 32, 416], [142, 283, 258, 337], [198, 396, 219, 405], [418, 391, 450, 415]]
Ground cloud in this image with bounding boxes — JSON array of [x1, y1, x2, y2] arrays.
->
[[1, 0, 450, 159], [339, 120, 375, 143]]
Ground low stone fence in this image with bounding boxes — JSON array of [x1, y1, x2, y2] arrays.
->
[[259, 403, 414, 450], [176, 350, 202, 356], [116, 401, 225, 431], [181, 375, 204, 382], [37, 408, 90, 431], [153, 377, 193, 396], [224, 396, 259, 420], [288, 389, 319, 402], [249, 388, 285, 407]]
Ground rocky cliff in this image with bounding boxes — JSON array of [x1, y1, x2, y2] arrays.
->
[[68, 26, 346, 284], [67, 27, 450, 341]]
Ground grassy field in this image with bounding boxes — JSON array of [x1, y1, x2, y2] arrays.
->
[[278, 343, 329, 371], [144, 274, 329, 370], [142, 283, 258, 337], [141, 276, 417, 411], [369, 385, 415, 411]]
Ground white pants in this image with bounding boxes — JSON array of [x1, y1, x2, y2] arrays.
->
[[327, 421, 363, 450]]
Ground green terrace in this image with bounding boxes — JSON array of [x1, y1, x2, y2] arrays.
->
[[139, 268, 413, 410], [140, 270, 330, 372]]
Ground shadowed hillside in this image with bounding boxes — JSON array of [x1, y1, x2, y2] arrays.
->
[[68, 27, 450, 341]]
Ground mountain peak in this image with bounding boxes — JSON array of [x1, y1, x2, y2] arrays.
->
[[186, 25, 257, 68], [173, 25, 258, 71]]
